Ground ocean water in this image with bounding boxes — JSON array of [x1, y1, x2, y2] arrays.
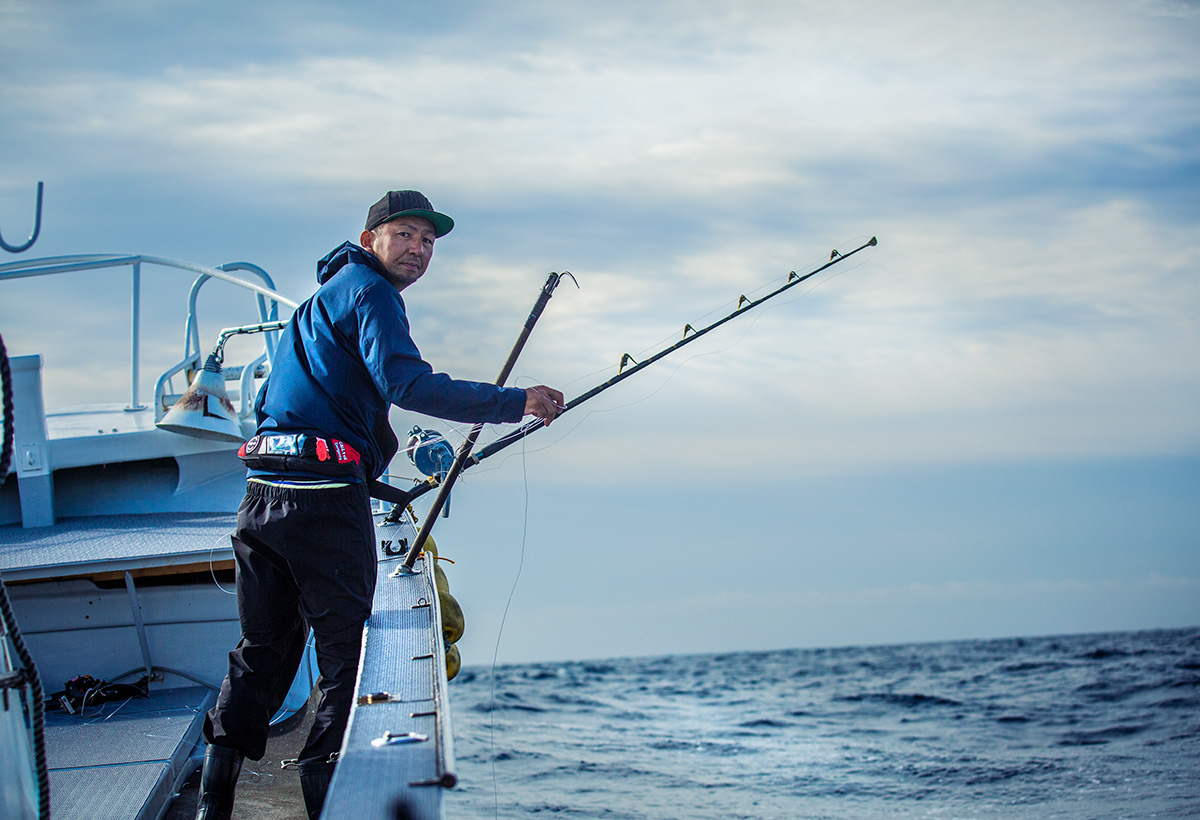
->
[[445, 627, 1200, 819]]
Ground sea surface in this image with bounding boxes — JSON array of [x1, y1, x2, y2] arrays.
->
[[444, 627, 1199, 819]]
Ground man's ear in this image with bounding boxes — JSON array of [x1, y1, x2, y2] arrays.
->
[[360, 229, 375, 251]]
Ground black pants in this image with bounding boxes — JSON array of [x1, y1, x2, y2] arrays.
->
[[204, 480, 376, 765]]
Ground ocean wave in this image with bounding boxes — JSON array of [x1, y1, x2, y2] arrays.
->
[[447, 627, 1199, 820], [834, 692, 963, 708]]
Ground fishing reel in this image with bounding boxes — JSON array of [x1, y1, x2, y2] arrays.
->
[[406, 426, 454, 478], [406, 426, 456, 517]]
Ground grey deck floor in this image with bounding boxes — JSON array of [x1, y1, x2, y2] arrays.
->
[[44, 686, 215, 820], [0, 513, 237, 581], [164, 689, 316, 820]]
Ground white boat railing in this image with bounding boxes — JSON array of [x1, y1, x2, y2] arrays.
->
[[0, 254, 299, 421]]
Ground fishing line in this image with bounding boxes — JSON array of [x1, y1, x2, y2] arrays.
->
[[209, 538, 236, 595], [472, 320, 778, 473], [387, 236, 875, 521], [473, 359, 693, 475], [471, 253, 857, 804], [470, 259, 855, 476], [489, 423, 532, 818], [470, 252, 846, 447]]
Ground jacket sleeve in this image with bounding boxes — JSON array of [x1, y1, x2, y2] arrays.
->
[[354, 278, 526, 424]]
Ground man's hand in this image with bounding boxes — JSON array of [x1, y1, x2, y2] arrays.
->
[[523, 385, 565, 426]]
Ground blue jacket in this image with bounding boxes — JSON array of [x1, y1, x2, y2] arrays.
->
[[253, 242, 526, 479]]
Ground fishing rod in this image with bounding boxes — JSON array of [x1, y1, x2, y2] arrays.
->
[[390, 235, 876, 536], [470, 235, 877, 466], [396, 270, 576, 571]]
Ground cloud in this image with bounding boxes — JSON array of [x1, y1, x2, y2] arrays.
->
[[443, 192, 1199, 481], [7, 0, 1196, 206], [3, 0, 1197, 472], [4, 0, 1199, 667]]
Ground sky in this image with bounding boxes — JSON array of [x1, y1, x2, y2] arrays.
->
[[1, 0, 1197, 664]]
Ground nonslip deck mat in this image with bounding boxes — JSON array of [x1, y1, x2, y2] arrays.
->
[[43, 685, 215, 820], [0, 512, 237, 579]]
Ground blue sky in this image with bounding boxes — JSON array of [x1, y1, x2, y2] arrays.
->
[[1, 0, 1198, 662]]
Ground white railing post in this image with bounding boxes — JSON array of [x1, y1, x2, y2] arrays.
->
[[127, 260, 146, 410]]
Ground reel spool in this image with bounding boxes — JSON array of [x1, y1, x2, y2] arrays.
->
[[406, 427, 456, 517], [406, 426, 454, 479]]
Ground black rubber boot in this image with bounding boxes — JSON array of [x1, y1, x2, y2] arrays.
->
[[194, 743, 244, 820], [299, 759, 337, 820]]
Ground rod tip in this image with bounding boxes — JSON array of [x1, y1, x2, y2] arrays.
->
[[868, 236, 878, 246]]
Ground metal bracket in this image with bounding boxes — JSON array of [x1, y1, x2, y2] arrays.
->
[[381, 538, 409, 557], [124, 572, 153, 680], [356, 692, 403, 706], [371, 731, 428, 747]]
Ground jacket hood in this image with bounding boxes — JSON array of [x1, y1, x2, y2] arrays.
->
[[316, 241, 386, 285]]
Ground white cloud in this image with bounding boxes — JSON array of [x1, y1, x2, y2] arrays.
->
[[442, 193, 1199, 482], [4, 0, 1197, 663], [3, 2, 1197, 466], [6, 0, 1195, 207]]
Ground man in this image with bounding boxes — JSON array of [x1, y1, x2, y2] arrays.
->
[[195, 191, 563, 820]]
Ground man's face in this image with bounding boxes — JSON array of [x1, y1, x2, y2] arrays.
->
[[361, 215, 437, 291]]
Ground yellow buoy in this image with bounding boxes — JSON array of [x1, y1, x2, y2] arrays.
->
[[434, 562, 450, 593], [439, 589, 464, 643], [419, 535, 438, 561], [445, 643, 461, 681]]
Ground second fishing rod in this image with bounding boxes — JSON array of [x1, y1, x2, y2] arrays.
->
[[394, 269, 575, 570]]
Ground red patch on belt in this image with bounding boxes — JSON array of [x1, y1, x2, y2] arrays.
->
[[333, 440, 361, 464]]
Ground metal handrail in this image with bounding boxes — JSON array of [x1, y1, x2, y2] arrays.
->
[[0, 254, 298, 417], [0, 254, 297, 306]]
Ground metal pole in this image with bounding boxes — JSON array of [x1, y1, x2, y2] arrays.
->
[[124, 572, 154, 680], [128, 261, 145, 410]]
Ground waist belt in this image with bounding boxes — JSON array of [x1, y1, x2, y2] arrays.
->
[[239, 434, 363, 478], [239, 433, 418, 507]]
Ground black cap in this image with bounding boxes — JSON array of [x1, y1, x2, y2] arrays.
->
[[365, 190, 454, 237]]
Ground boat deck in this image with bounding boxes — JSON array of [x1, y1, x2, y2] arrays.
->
[[0, 512, 237, 582], [2, 510, 455, 818], [44, 686, 215, 820], [1, 513, 240, 820]]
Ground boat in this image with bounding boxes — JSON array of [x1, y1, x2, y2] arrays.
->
[[2, 216, 875, 820], [0, 251, 460, 819]]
